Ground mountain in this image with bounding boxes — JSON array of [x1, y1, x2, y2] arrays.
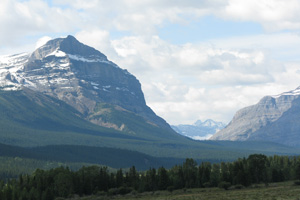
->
[[1, 35, 300, 168], [0, 35, 195, 156], [210, 86, 300, 146], [172, 119, 225, 140], [0, 35, 171, 133]]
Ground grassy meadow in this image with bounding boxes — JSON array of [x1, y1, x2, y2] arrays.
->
[[69, 181, 300, 200]]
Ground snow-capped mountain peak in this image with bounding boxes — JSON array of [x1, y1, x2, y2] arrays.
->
[[271, 86, 300, 98], [0, 36, 118, 92], [194, 119, 225, 128], [0, 35, 169, 129], [172, 119, 226, 140]]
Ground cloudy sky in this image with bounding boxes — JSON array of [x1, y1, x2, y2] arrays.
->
[[1, 0, 300, 125]]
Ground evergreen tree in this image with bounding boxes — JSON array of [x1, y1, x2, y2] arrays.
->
[[247, 154, 268, 184], [182, 158, 197, 188], [295, 161, 300, 180], [127, 166, 139, 189], [210, 163, 220, 187], [116, 169, 124, 188], [158, 167, 168, 190]]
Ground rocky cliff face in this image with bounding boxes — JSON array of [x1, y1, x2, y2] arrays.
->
[[210, 87, 300, 146], [0, 35, 170, 130]]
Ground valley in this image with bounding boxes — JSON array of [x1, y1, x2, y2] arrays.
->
[[1, 1, 300, 200]]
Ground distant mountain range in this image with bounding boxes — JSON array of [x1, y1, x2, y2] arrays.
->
[[172, 119, 225, 140], [211, 86, 300, 146]]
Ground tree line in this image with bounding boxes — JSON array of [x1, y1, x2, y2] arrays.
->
[[1, 154, 300, 199]]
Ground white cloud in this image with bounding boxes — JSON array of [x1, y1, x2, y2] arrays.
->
[[2, 0, 300, 48], [209, 32, 300, 51], [93, 33, 299, 125], [0, 0, 81, 48], [191, 134, 214, 140], [62, 0, 300, 33], [75, 29, 118, 59], [1, 0, 300, 126], [52, 0, 227, 34], [221, 0, 300, 31], [35, 36, 52, 49]]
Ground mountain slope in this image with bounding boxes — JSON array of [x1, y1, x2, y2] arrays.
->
[[249, 96, 300, 146], [0, 88, 142, 146], [0, 86, 190, 144], [211, 86, 300, 146], [0, 142, 185, 170], [0, 87, 299, 164], [0, 87, 209, 159]]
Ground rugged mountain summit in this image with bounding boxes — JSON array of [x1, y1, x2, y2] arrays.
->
[[194, 119, 225, 129], [0, 35, 170, 132], [172, 119, 225, 140], [210, 87, 300, 146]]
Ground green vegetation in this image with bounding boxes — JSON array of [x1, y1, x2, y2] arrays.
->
[[73, 182, 300, 200], [89, 102, 180, 140], [0, 156, 103, 181], [0, 143, 187, 170], [1, 154, 300, 200], [1, 89, 300, 163]]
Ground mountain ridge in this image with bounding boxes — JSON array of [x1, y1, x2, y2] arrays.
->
[[210, 86, 300, 146]]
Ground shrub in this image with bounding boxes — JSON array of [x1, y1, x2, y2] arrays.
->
[[203, 182, 211, 188], [108, 188, 118, 196], [218, 181, 231, 190], [167, 186, 175, 192], [234, 184, 244, 189], [95, 191, 107, 196], [294, 180, 300, 185], [118, 186, 133, 195], [108, 187, 133, 196]]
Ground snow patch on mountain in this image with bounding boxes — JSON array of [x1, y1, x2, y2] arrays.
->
[[271, 86, 300, 98], [91, 82, 99, 86], [0, 53, 30, 90], [0, 53, 29, 65], [68, 54, 118, 67], [46, 49, 67, 58]]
